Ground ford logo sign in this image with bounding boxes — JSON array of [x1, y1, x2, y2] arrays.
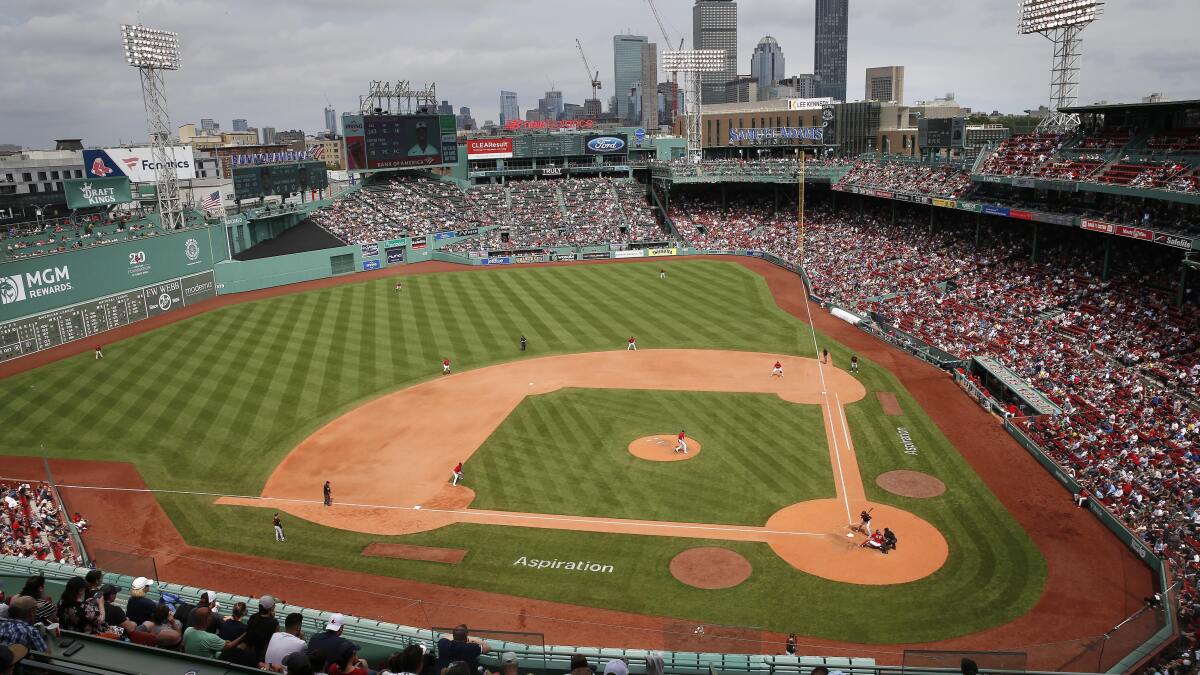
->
[[587, 136, 625, 152]]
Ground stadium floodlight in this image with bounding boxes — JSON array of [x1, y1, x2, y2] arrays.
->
[[120, 24, 184, 231], [1017, 0, 1103, 134], [661, 50, 726, 162]]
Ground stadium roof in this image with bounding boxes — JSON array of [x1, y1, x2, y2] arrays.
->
[[1060, 99, 1200, 114]]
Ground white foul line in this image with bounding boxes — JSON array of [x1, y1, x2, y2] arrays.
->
[[2, 479, 829, 540]]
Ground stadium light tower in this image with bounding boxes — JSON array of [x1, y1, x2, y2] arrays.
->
[[661, 49, 725, 163], [121, 24, 184, 230], [1018, 0, 1103, 134]]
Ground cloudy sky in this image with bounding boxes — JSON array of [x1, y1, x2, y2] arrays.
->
[[2, 0, 1197, 148]]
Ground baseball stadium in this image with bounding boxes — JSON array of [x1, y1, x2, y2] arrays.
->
[[2, 4, 1200, 675]]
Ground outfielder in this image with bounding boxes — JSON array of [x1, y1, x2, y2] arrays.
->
[[674, 430, 689, 454], [627, 336, 638, 351], [771, 360, 784, 378], [442, 358, 451, 375], [450, 461, 464, 486]]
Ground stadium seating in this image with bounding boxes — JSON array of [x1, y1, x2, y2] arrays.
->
[[0, 556, 880, 675], [0, 480, 83, 566], [835, 161, 971, 198], [2, 209, 210, 262]]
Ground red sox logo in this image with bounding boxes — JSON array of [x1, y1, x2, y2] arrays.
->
[[90, 157, 113, 177]]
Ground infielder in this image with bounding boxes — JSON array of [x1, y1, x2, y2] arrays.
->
[[323, 481, 332, 507], [627, 336, 638, 351], [273, 513, 286, 542], [450, 461, 464, 486], [674, 430, 689, 454], [771, 360, 784, 378]]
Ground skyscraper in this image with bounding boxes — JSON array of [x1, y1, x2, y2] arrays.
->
[[232, 118, 248, 132], [500, 91, 519, 127], [641, 42, 659, 129], [693, 0, 737, 104], [260, 126, 276, 144], [613, 34, 648, 123], [324, 106, 338, 134], [437, 100, 453, 116], [750, 36, 785, 88], [200, 118, 217, 133], [538, 90, 564, 120], [865, 66, 904, 103], [814, 0, 849, 101]]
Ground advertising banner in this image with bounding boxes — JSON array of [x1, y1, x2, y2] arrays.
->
[[1033, 211, 1075, 226], [647, 248, 677, 257], [912, 195, 932, 205], [482, 256, 512, 265], [555, 253, 576, 261], [1008, 209, 1033, 220], [981, 205, 1010, 217], [1081, 219, 1115, 233], [63, 177, 133, 209], [410, 236, 427, 250], [83, 146, 196, 182], [362, 260, 381, 271], [361, 243, 379, 257], [581, 252, 611, 260], [584, 134, 628, 155], [613, 249, 645, 259], [1114, 225, 1152, 241], [932, 198, 956, 209], [386, 247, 406, 264], [466, 138, 514, 160], [1156, 233, 1193, 250]]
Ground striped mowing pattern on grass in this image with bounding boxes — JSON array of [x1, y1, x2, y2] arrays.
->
[[0, 260, 1046, 641]]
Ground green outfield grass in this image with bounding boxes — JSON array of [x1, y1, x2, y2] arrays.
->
[[0, 259, 1045, 641]]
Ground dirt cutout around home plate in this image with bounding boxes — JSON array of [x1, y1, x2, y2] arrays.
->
[[362, 543, 467, 564], [669, 547, 752, 589], [629, 435, 702, 461], [877, 392, 904, 415], [876, 470, 947, 499]]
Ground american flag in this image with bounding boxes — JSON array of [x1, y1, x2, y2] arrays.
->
[[309, 144, 324, 160], [200, 190, 221, 211]]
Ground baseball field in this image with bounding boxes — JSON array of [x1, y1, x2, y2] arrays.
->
[[1, 257, 1137, 651]]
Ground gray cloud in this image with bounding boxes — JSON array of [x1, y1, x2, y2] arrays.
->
[[2, 0, 1197, 148]]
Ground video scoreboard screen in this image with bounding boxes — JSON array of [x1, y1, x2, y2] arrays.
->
[[919, 118, 967, 149], [342, 113, 458, 171], [232, 161, 329, 199]]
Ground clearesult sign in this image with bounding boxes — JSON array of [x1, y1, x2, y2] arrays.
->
[[465, 138, 514, 159], [64, 177, 133, 209]]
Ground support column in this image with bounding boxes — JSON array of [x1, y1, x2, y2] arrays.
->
[[891, 199, 896, 226], [721, 184, 727, 215], [1102, 237, 1112, 280], [1031, 222, 1040, 263], [1178, 264, 1188, 308], [975, 217, 982, 246]]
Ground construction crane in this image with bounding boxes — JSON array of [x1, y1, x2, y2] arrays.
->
[[575, 38, 602, 105], [646, 0, 684, 119]]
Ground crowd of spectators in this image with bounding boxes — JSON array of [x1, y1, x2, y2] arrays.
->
[[310, 178, 494, 244], [835, 161, 972, 199], [437, 177, 665, 253], [979, 131, 1199, 195], [0, 574, 644, 675], [651, 157, 850, 179], [668, 193, 797, 262], [0, 481, 83, 566], [1, 209, 204, 262]]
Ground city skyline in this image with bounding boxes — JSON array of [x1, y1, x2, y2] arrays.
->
[[2, 0, 1199, 148]]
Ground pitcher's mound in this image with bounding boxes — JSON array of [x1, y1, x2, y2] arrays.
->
[[876, 470, 946, 498], [629, 435, 702, 462], [670, 547, 751, 589]]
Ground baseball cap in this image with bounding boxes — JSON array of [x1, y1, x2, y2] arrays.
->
[[325, 612, 345, 631], [258, 595, 276, 611], [603, 659, 629, 675], [131, 576, 153, 590], [501, 652, 519, 665], [200, 590, 217, 604]]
